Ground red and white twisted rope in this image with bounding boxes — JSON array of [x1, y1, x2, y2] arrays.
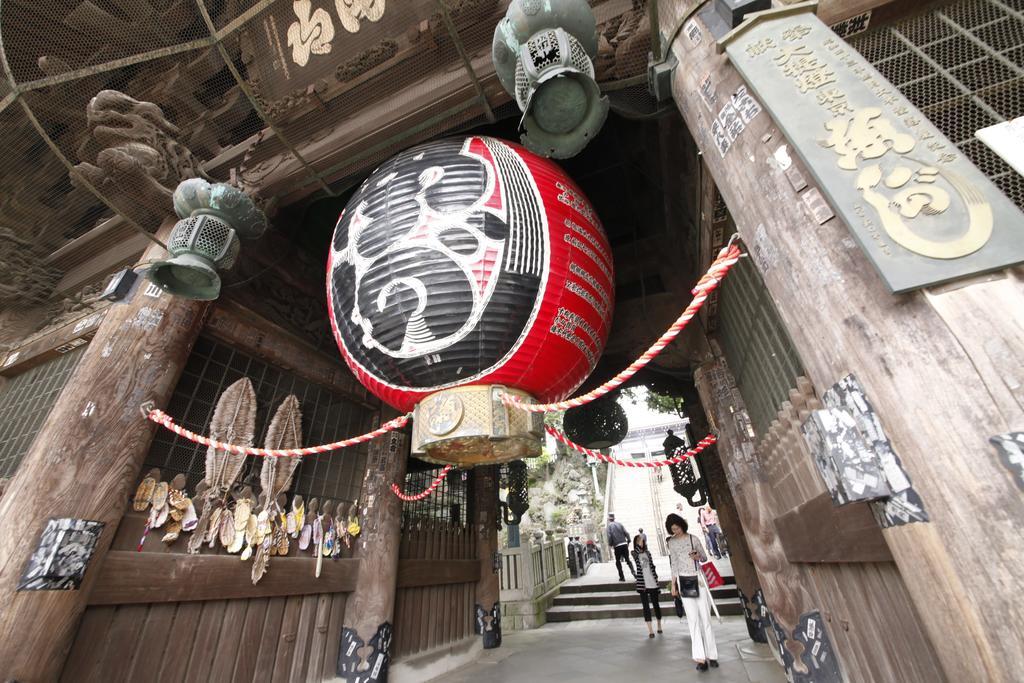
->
[[146, 408, 410, 458], [391, 465, 454, 501], [546, 426, 717, 468], [504, 242, 742, 413]]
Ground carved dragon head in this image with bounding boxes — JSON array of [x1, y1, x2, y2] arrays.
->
[[83, 90, 206, 184]]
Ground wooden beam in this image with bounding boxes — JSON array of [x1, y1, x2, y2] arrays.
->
[[0, 219, 209, 681], [274, 71, 511, 206], [663, 2, 1022, 679], [396, 560, 480, 588], [87, 552, 359, 605], [210, 0, 644, 206], [44, 212, 151, 294], [0, 308, 108, 377], [811, 0, 934, 28], [205, 299, 376, 410], [775, 494, 894, 564]]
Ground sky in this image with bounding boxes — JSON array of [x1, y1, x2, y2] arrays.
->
[[620, 386, 684, 430]]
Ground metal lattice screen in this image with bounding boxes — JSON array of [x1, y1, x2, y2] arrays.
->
[[849, 0, 1024, 209], [716, 251, 805, 437], [144, 335, 376, 502], [400, 467, 469, 527], [0, 347, 86, 479]]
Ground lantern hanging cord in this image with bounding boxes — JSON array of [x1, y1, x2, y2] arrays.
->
[[142, 405, 411, 457], [391, 465, 454, 501], [504, 240, 743, 413], [547, 426, 717, 467]]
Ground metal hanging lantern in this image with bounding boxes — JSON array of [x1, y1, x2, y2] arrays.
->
[[669, 450, 708, 508], [501, 460, 530, 525], [563, 394, 628, 449], [147, 179, 267, 300], [327, 136, 614, 466], [492, 0, 608, 159]]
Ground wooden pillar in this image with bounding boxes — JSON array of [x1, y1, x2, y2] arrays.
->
[[686, 396, 766, 642], [472, 465, 501, 649], [337, 428, 408, 682], [0, 219, 208, 680], [662, 2, 1024, 678], [693, 358, 829, 675]]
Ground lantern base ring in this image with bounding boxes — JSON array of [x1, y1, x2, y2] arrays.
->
[[411, 385, 544, 466]]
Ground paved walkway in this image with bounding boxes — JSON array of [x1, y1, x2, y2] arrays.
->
[[441, 616, 785, 683]]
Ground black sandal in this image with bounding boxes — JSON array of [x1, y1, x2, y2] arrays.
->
[[709, 660, 719, 668], [696, 662, 709, 672]]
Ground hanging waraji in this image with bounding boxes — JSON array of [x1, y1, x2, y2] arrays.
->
[[132, 470, 198, 549], [188, 378, 256, 554], [328, 136, 614, 466], [252, 394, 303, 584]]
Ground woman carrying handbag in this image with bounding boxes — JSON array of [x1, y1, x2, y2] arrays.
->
[[630, 534, 664, 638], [665, 513, 718, 672]]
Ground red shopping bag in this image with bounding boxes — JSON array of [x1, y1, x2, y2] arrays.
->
[[700, 560, 724, 589]]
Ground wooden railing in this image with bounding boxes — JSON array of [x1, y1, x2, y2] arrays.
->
[[499, 536, 569, 603]]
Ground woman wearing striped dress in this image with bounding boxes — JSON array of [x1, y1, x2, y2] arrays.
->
[[631, 534, 663, 638]]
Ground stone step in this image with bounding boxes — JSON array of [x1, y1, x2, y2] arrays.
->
[[559, 577, 737, 594], [546, 600, 744, 622], [552, 587, 739, 607]]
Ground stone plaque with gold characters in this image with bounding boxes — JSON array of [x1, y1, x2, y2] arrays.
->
[[722, 3, 1024, 293]]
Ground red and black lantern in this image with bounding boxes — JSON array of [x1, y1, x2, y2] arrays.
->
[[328, 136, 613, 464]]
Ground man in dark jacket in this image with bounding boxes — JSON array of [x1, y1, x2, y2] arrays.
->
[[606, 513, 635, 581]]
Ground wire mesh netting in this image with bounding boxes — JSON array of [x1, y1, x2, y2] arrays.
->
[[0, 0, 660, 355], [145, 334, 377, 502], [0, 347, 87, 479], [849, 0, 1024, 210], [400, 466, 469, 527], [0, 2, 501, 344]]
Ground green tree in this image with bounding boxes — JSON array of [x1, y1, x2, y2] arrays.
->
[[624, 387, 686, 418]]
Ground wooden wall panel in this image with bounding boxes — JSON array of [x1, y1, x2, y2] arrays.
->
[[304, 594, 335, 683], [61, 592, 349, 683], [159, 601, 203, 682], [187, 600, 228, 681], [391, 521, 478, 660], [696, 358, 946, 682], [89, 552, 358, 605]]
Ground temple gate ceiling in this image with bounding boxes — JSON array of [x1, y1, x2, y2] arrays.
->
[[0, 0, 701, 374]]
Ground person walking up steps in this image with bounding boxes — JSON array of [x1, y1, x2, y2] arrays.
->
[[631, 534, 663, 638], [606, 513, 635, 581], [666, 513, 718, 672], [699, 504, 723, 559]]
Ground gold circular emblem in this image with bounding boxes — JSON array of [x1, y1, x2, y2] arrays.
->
[[426, 394, 464, 436]]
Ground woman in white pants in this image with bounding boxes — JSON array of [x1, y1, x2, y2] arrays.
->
[[666, 513, 718, 672]]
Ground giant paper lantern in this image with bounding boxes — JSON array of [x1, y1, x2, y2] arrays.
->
[[327, 136, 613, 465]]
